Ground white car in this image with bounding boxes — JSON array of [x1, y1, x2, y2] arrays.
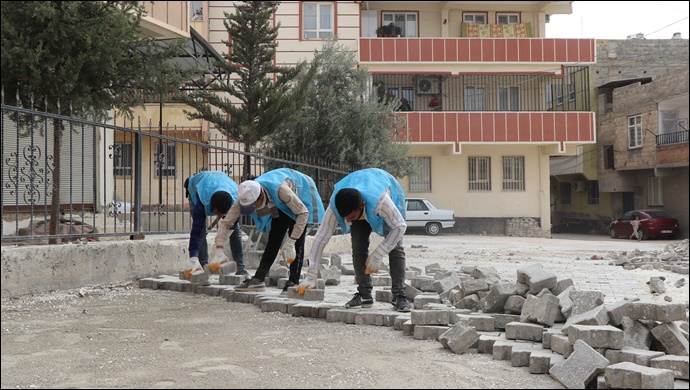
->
[[405, 198, 456, 236]]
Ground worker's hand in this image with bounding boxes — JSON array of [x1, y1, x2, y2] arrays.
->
[[296, 267, 318, 295], [208, 248, 229, 273], [281, 238, 297, 264], [182, 257, 202, 279], [364, 252, 384, 274]]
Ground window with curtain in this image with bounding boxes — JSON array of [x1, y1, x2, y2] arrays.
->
[[499, 86, 520, 111], [463, 13, 486, 24], [502, 156, 524, 191], [113, 142, 133, 177], [628, 114, 642, 148], [464, 86, 485, 111], [409, 157, 431, 192], [556, 85, 564, 105], [468, 157, 491, 191], [303, 2, 333, 39]]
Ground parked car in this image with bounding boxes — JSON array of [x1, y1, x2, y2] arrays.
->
[[405, 198, 455, 236], [609, 209, 680, 240]]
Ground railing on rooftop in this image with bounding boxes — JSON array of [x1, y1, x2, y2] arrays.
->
[[656, 130, 689, 145]]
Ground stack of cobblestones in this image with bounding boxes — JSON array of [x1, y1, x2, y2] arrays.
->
[[139, 257, 689, 389], [607, 239, 689, 275], [505, 217, 549, 238]]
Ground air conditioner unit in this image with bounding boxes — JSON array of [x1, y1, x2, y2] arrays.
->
[[573, 181, 586, 192], [417, 78, 439, 95]]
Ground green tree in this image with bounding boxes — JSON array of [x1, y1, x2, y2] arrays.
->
[[265, 40, 414, 178], [1, 1, 191, 243], [176, 1, 316, 180]]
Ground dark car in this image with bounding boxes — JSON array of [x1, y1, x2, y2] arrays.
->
[[609, 210, 680, 240]]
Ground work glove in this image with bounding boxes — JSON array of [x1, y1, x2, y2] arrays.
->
[[296, 266, 319, 295], [208, 247, 229, 273], [281, 238, 297, 264], [364, 251, 385, 274], [182, 257, 202, 279]]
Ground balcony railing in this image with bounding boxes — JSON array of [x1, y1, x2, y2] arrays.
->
[[373, 66, 591, 112], [656, 131, 689, 145]]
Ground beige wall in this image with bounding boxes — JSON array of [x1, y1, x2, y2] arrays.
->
[[400, 144, 550, 224]]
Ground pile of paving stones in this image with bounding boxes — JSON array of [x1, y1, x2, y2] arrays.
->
[[140, 256, 689, 389], [607, 239, 689, 275]]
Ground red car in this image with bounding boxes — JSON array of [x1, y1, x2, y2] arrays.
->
[[609, 210, 680, 240]]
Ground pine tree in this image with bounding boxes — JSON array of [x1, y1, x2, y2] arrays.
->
[[1, 1, 191, 243], [176, 1, 317, 180], [265, 40, 414, 178]]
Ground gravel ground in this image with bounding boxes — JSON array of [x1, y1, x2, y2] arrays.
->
[[2, 233, 687, 389]]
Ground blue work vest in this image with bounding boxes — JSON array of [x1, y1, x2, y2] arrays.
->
[[330, 168, 406, 236], [251, 168, 325, 232], [187, 171, 238, 216]]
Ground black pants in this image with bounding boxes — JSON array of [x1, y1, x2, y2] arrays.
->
[[350, 219, 407, 299], [254, 209, 305, 284]]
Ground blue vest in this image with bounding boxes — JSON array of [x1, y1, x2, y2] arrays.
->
[[187, 171, 238, 216], [330, 168, 406, 236], [251, 168, 325, 232]]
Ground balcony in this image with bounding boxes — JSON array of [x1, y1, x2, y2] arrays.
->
[[359, 37, 595, 65], [656, 130, 689, 145]]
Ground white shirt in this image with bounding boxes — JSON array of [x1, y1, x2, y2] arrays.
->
[[307, 190, 406, 271]]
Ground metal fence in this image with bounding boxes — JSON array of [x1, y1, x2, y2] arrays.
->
[[1, 103, 351, 244], [656, 130, 689, 145]]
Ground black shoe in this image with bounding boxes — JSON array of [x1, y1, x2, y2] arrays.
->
[[282, 280, 296, 292], [235, 278, 266, 292], [345, 293, 373, 309], [394, 296, 412, 312], [236, 269, 251, 280]]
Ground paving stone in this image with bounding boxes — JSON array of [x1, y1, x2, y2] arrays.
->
[[650, 355, 689, 380], [551, 333, 574, 358], [605, 347, 666, 366], [411, 309, 450, 325], [354, 310, 399, 327], [561, 304, 610, 334], [628, 302, 688, 323], [511, 343, 536, 367], [439, 324, 480, 354], [552, 278, 574, 296], [568, 324, 625, 350], [606, 298, 639, 326], [393, 314, 411, 330], [521, 293, 560, 326], [493, 313, 521, 330], [605, 361, 675, 389], [621, 316, 654, 350], [529, 350, 565, 374], [505, 321, 544, 342], [569, 290, 606, 317], [516, 263, 557, 294], [504, 295, 525, 314], [652, 323, 690, 356], [413, 325, 449, 341], [550, 339, 610, 389], [413, 293, 442, 310], [460, 278, 489, 297], [402, 320, 415, 336], [326, 308, 357, 324], [479, 282, 518, 313], [454, 314, 495, 331], [477, 334, 505, 354]]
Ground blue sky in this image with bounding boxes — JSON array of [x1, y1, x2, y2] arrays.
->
[[545, 1, 689, 39]]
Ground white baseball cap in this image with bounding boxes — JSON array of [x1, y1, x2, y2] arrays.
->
[[238, 180, 261, 214]]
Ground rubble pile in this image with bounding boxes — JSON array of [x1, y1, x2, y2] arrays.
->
[[139, 255, 689, 389], [607, 239, 689, 275]]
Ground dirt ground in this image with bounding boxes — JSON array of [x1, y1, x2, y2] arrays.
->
[[1, 233, 687, 389]]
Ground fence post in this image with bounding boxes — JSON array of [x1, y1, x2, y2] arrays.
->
[[131, 123, 144, 240]]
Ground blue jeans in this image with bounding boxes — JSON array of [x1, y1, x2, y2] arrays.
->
[[350, 219, 406, 299], [199, 219, 246, 273]]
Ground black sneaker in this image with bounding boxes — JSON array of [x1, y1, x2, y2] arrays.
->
[[236, 269, 251, 280], [345, 293, 373, 309], [235, 278, 266, 292], [394, 296, 412, 312], [282, 280, 296, 292]]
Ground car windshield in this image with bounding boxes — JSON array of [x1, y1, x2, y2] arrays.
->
[[644, 210, 672, 218]]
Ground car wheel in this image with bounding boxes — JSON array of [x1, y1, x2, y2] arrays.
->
[[609, 228, 617, 239], [425, 222, 441, 236]]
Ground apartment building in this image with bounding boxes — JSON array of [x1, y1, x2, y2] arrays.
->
[[181, 1, 594, 237]]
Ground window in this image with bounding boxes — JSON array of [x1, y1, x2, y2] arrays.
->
[[545, 84, 553, 110], [628, 114, 643, 149], [468, 157, 491, 191], [556, 85, 564, 105], [463, 13, 486, 24], [113, 142, 132, 177], [407, 199, 429, 212], [678, 118, 688, 131], [497, 13, 520, 25], [502, 156, 524, 191], [586, 181, 599, 205], [386, 86, 414, 109], [303, 2, 333, 39], [568, 83, 576, 101], [499, 86, 520, 111], [560, 182, 571, 205], [155, 142, 176, 177], [190, 1, 203, 21], [464, 86, 485, 111], [382, 12, 417, 37], [409, 157, 431, 191], [648, 177, 663, 206], [604, 145, 615, 169]]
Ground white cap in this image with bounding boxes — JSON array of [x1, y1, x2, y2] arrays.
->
[[238, 180, 261, 214]]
